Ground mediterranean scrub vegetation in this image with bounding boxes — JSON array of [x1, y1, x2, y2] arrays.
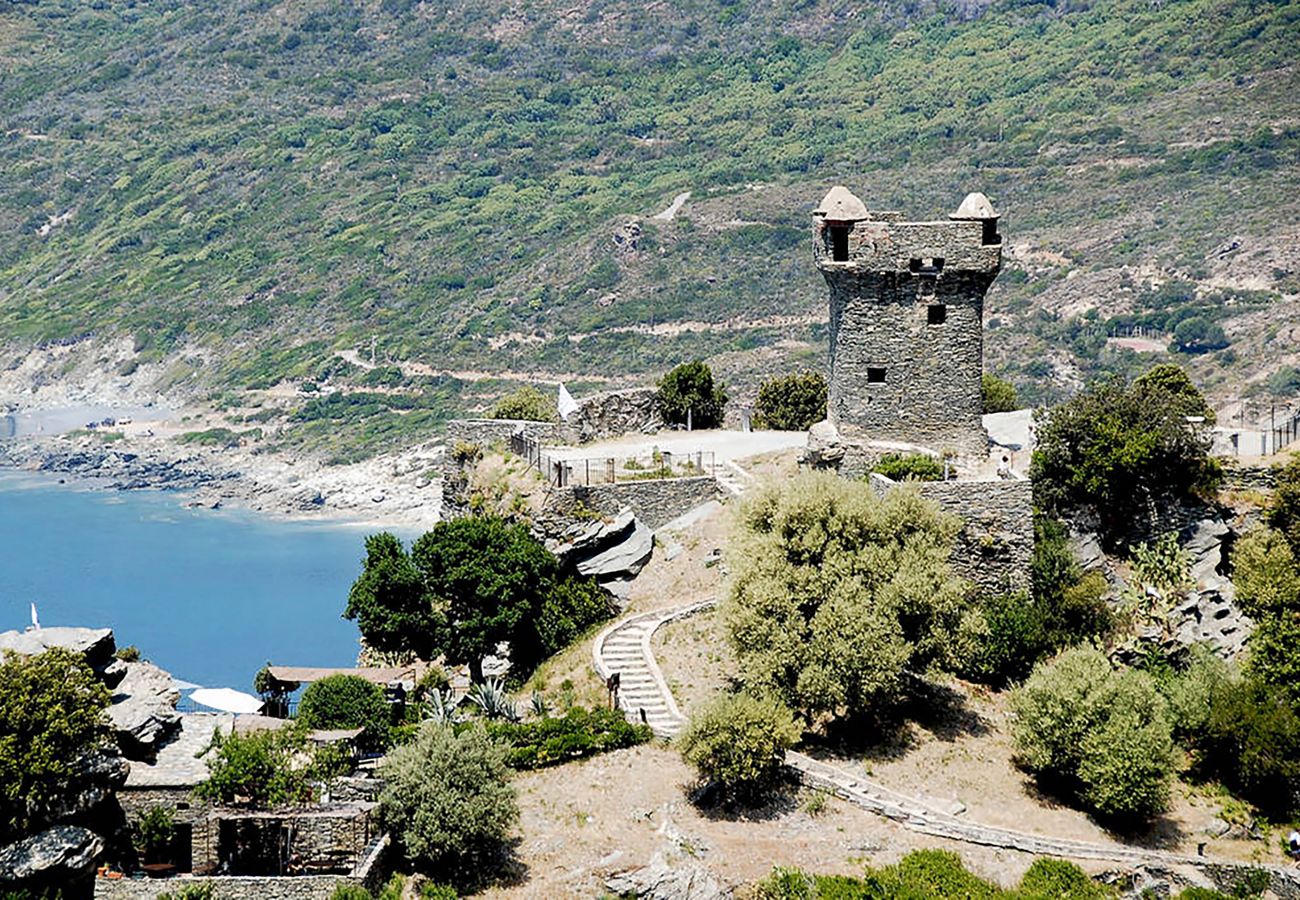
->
[[490, 385, 557, 423], [657, 361, 728, 429], [296, 673, 393, 751], [1031, 365, 1220, 549], [345, 517, 613, 681], [678, 692, 802, 805], [753, 370, 827, 431]]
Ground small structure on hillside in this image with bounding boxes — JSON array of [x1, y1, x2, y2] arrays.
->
[[810, 187, 1002, 469]]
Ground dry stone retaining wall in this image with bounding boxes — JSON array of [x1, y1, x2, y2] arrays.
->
[[547, 476, 719, 530]]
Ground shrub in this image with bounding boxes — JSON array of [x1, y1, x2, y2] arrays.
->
[[959, 591, 1049, 688], [1031, 370, 1220, 549], [1232, 528, 1300, 703], [1268, 453, 1300, 558], [378, 723, 517, 875], [1018, 858, 1114, 898], [657, 361, 727, 429], [725, 474, 971, 720], [534, 576, 614, 659], [1133, 364, 1216, 424], [871, 452, 943, 482], [677, 693, 801, 803], [1162, 644, 1239, 745], [115, 645, 141, 662], [329, 887, 372, 900], [0, 648, 111, 842], [133, 805, 175, 865], [297, 674, 392, 750], [485, 706, 652, 769], [1171, 316, 1229, 353], [1201, 676, 1300, 819], [195, 726, 314, 809], [753, 371, 827, 431], [1030, 516, 1113, 650], [1011, 648, 1174, 822], [490, 385, 556, 422], [981, 372, 1020, 414]]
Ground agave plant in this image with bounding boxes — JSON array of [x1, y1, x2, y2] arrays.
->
[[530, 689, 549, 719], [424, 688, 464, 725], [467, 677, 521, 722]]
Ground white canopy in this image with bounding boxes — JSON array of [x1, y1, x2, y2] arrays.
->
[[189, 687, 264, 715]]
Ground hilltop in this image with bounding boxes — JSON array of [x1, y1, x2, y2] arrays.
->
[[1, 0, 1297, 460]]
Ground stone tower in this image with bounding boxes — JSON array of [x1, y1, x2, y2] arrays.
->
[[812, 187, 1002, 462]]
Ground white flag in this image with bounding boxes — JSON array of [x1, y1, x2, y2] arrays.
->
[[557, 383, 580, 421], [30, 602, 39, 630]]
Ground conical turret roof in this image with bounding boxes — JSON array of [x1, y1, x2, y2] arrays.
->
[[815, 186, 869, 223], [950, 191, 998, 220]]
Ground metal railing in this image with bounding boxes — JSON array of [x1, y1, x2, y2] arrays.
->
[[509, 431, 716, 487]]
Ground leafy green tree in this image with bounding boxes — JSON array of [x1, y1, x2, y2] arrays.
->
[[1133, 364, 1216, 424], [345, 533, 442, 661], [1031, 371, 1220, 548], [1030, 516, 1113, 650], [411, 516, 557, 681], [378, 723, 517, 877], [724, 473, 971, 720], [1171, 316, 1229, 353], [981, 373, 1020, 414], [1232, 528, 1300, 703], [490, 386, 557, 422], [133, 806, 176, 865], [1267, 453, 1300, 558], [678, 693, 801, 803], [657, 361, 727, 429], [0, 648, 111, 842], [1011, 648, 1174, 822], [534, 576, 613, 659], [195, 726, 314, 809], [1201, 676, 1300, 820], [871, 452, 943, 482], [297, 674, 392, 749], [753, 371, 827, 431]]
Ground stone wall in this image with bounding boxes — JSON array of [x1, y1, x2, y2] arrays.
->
[[445, 418, 561, 448], [871, 475, 1033, 593], [567, 388, 662, 444], [547, 476, 719, 530], [117, 787, 213, 874], [1221, 463, 1279, 494], [815, 213, 1000, 458]]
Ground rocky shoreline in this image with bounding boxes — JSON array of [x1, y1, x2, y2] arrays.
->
[[0, 431, 446, 532]]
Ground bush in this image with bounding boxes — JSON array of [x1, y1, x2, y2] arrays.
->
[[297, 674, 392, 750], [1162, 644, 1239, 745], [1031, 370, 1220, 549], [725, 473, 971, 719], [490, 385, 556, 422], [115, 645, 141, 662], [1200, 676, 1300, 820], [0, 648, 111, 842], [753, 371, 827, 431], [133, 805, 175, 865], [1268, 453, 1300, 558], [1133, 364, 1216, 424], [1011, 648, 1174, 822], [1171, 316, 1229, 353], [378, 723, 517, 876], [1018, 857, 1114, 898], [871, 452, 943, 482], [657, 361, 727, 429], [677, 693, 801, 803], [485, 706, 652, 769], [981, 373, 1020, 414], [1232, 528, 1300, 703], [1030, 516, 1113, 649], [959, 591, 1049, 688], [329, 887, 373, 900], [195, 726, 314, 809]]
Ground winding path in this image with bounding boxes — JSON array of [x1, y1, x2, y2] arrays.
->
[[591, 600, 1300, 887]]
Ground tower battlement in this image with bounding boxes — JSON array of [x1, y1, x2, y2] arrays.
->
[[812, 187, 1003, 461]]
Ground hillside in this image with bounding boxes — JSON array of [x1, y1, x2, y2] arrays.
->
[[1, 0, 1297, 460]]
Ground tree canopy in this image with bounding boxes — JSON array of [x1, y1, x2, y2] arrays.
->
[[723, 473, 972, 720], [297, 674, 392, 749], [1267, 453, 1300, 559], [345, 532, 443, 661], [753, 371, 827, 431], [490, 386, 557, 423], [1030, 368, 1220, 548], [0, 648, 111, 842], [657, 361, 728, 429], [981, 373, 1020, 414]]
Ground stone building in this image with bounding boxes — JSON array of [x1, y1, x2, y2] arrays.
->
[[811, 186, 1002, 465]]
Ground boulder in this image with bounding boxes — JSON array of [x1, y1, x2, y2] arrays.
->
[[108, 661, 182, 758], [27, 749, 130, 829], [0, 826, 104, 886], [0, 626, 116, 675], [804, 420, 846, 469], [577, 519, 654, 579], [606, 851, 730, 900]]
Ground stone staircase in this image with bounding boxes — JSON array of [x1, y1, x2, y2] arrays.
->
[[714, 460, 756, 497], [590, 600, 1300, 891]]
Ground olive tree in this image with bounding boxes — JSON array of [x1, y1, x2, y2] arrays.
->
[[723, 473, 972, 720], [678, 693, 801, 803]]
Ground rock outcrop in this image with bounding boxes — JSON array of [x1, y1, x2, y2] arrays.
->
[[565, 388, 663, 444], [548, 507, 654, 595], [605, 852, 729, 900], [108, 661, 183, 758], [0, 826, 105, 888]]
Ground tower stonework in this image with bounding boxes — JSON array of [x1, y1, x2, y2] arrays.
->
[[812, 188, 1002, 464]]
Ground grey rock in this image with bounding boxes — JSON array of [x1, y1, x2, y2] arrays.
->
[[0, 825, 104, 885], [804, 420, 846, 468], [578, 520, 654, 578], [606, 852, 729, 900], [602, 578, 635, 604], [108, 661, 182, 758], [29, 749, 129, 828], [0, 626, 116, 673], [1203, 818, 1232, 838], [1070, 531, 1106, 573]]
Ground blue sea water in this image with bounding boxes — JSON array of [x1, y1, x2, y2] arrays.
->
[[0, 470, 383, 692]]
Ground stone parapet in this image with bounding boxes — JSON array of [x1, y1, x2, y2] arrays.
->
[[546, 477, 719, 530]]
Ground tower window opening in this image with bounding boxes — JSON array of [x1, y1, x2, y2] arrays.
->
[[867, 367, 886, 383], [982, 220, 1001, 245], [927, 304, 947, 325], [829, 226, 850, 262], [909, 257, 945, 275]]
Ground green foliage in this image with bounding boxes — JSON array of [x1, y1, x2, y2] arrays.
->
[[981, 373, 1020, 414], [345, 532, 444, 661], [329, 887, 373, 900], [1267, 453, 1300, 559], [724, 473, 971, 720], [1232, 528, 1300, 703], [115, 645, 141, 662], [1031, 369, 1220, 548], [297, 674, 392, 750], [1132, 364, 1216, 424], [753, 371, 827, 431], [133, 805, 175, 865], [194, 726, 314, 809], [378, 723, 517, 876], [1011, 648, 1174, 822], [490, 386, 557, 422], [419, 885, 458, 900], [870, 453, 943, 482], [959, 591, 1049, 688], [752, 850, 1114, 899], [1030, 516, 1114, 650], [677, 693, 801, 803], [485, 705, 652, 769], [657, 361, 728, 429], [534, 576, 614, 661], [1161, 644, 1238, 745], [1171, 317, 1230, 353], [157, 886, 215, 900], [1200, 675, 1300, 820], [0, 648, 111, 842]]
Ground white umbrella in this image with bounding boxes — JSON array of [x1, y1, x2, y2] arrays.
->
[[189, 687, 264, 715]]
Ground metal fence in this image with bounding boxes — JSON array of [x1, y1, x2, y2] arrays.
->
[[509, 431, 716, 487]]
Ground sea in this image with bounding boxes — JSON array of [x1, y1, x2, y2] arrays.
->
[[0, 467, 382, 693]]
